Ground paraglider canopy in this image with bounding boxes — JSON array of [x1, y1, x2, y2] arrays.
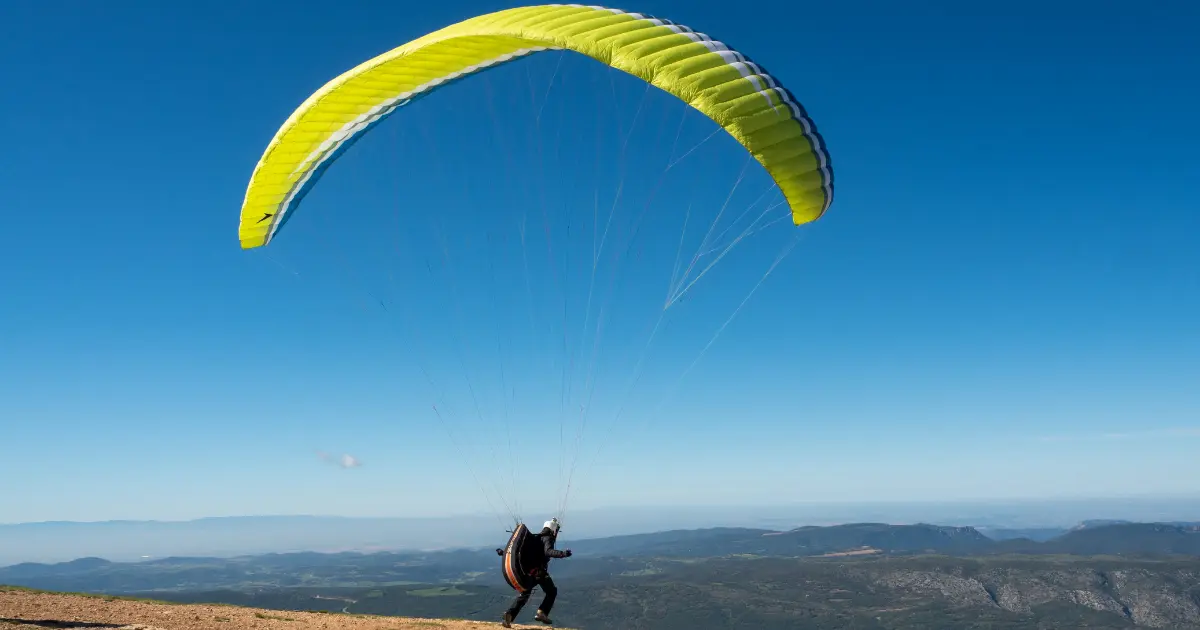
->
[[237, 4, 833, 250]]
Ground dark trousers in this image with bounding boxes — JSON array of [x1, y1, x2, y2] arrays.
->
[[506, 573, 557, 617]]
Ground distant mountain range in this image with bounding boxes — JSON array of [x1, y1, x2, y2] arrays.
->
[[572, 522, 1200, 558], [3, 521, 1198, 595], [569, 523, 996, 557]]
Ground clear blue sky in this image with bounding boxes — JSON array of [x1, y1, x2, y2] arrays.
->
[[2, 0, 1198, 525]]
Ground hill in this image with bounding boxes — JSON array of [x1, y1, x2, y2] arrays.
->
[[569, 522, 1200, 559], [147, 555, 1200, 629], [0, 586, 564, 629], [977, 527, 1068, 542], [995, 523, 1200, 556], [571, 523, 995, 557]]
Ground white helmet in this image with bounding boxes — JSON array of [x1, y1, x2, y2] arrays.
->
[[543, 518, 561, 536]]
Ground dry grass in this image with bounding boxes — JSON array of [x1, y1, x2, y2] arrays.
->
[[0, 586, 568, 630]]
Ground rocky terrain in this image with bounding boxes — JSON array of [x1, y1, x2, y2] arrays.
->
[[866, 563, 1200, 627]]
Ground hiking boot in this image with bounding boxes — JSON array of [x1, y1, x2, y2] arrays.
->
[[501, 612, 514, 628], [535, 610, 554, 624]]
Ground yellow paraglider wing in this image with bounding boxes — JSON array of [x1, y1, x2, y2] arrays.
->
[[238, 4, 834, 249]]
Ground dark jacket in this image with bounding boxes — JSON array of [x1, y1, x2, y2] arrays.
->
[[526, 527, 569, 571]]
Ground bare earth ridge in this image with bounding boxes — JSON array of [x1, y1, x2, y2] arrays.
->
[[0, 588, 568, 630]]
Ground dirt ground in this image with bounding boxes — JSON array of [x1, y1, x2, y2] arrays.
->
[[0, 588, 566, 630]]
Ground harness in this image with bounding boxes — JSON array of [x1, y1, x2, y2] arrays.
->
[[500, 523, 540, 593]]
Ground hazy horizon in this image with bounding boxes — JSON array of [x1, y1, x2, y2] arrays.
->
[[4, 495, 1199, 566], [8, 492, 1200, 525]]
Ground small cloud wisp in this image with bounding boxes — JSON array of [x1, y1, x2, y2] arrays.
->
[[317, 451, 363, 469]]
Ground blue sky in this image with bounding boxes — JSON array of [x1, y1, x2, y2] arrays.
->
[[1, 0, 1198, 525]]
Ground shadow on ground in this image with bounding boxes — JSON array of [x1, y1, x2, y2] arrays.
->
[[0, 618, 127, 629]]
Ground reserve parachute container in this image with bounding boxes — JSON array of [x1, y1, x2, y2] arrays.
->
[[501, 523, 540, 592]]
